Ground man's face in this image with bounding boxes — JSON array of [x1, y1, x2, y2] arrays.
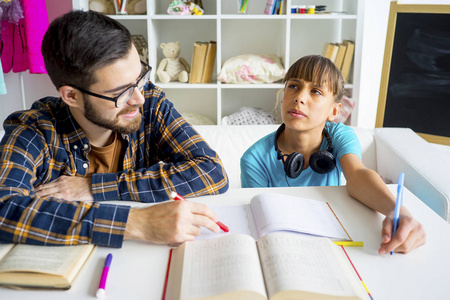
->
[[83, 46, 145, 134]]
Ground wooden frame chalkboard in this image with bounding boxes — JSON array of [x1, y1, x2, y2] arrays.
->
[[376, 2, 450, 145]]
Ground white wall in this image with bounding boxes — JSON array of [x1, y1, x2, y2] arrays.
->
[[354, 0, 392, 128], [0, 73, 58, 122]]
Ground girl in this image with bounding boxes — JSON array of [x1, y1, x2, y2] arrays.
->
[[240, 55, 425, 255]]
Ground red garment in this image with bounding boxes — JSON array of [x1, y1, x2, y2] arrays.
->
[[1, 0, 49, 74]]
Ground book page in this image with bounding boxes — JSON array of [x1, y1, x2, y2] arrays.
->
[[197, 204, 259, 240], [178, 234, 267, 299], [251, 193, 350, 240], [0, 244, 14, 262], [0, 244, 94, 277], [257, 232, 367, 300]]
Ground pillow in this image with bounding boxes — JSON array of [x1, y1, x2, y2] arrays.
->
[[222, 107, 277, 125], [218, 54, 285, 84]]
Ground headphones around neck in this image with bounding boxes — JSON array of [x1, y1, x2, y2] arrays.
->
[[274, 124, 336, 179]]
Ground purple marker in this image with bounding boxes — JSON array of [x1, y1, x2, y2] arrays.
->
[[96, 253, 112, 298]]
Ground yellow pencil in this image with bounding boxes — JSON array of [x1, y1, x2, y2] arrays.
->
[[333, 241, 364, 247]]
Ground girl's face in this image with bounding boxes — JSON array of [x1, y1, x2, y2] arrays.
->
[[281, 78, 341, 132]]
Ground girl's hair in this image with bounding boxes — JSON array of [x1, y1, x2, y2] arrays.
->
[[283, 55, 345, 103]]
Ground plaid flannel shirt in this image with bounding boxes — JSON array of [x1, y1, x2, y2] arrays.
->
[[0, 82, 229, 247]]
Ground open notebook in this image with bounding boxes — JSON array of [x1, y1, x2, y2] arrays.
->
[[165, 233, 370, 300], [197, 192, 352, 241]]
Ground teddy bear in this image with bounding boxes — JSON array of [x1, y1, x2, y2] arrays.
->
[[89, 0, 115, 15], [156, 41, 190, 83]]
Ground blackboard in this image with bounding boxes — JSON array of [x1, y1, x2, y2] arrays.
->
[[376, 2, 450, 145]]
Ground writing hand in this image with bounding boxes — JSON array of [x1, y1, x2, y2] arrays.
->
[[35, 176, 94, 201], [124, 200, 220, 244], [378, 208, 426, 255]]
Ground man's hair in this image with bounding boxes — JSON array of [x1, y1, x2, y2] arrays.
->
[[283, 55, 345, 102], [42, 10, 132, 90]]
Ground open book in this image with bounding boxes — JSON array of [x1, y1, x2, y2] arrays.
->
[[0, 243, 95, 289], [165, 232, 369, 300], [198, 192, 352, 242]]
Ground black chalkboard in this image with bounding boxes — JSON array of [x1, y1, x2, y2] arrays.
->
[[376, 3, 450, 145]]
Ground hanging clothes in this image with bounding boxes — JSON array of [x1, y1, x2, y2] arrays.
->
[[1, 0, 49, 74], [0, 0, 24, 24], [0, 60, 6, 95], [1, 20, 28, 73]]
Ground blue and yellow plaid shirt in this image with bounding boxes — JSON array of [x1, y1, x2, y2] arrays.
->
[[0, 82, 229, 247]]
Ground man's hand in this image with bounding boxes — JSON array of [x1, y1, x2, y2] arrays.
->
[[35, 176, 94, 201], [124, 200, 220, 244], [378, 207, 426, 255]]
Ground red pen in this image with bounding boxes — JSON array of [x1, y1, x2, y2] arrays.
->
[[169, 191, 229, 232]]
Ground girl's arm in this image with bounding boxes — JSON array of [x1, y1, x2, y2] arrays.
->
[[341, 153, 426, 255]]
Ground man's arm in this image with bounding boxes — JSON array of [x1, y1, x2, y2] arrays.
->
[[35, 176, 93, 200], [0, 123, 220, 246], [90, 85, 229, 203], [341, 153, 426, 254], [33, 85, 228, 203], [1, 191, 220, 246], [0, 123, 129, 246], [124, 200, 220, 244]]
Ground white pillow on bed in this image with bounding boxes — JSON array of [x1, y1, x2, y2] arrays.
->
[[218, 54, 285, 84]]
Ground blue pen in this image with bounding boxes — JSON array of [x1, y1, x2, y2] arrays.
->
[[391, 173, 404, 255]]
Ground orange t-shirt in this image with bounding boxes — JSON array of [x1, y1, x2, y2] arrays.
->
[[87, 132, 125, 175]]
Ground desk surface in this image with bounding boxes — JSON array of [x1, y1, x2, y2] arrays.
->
[[1, 185, 449, 299]]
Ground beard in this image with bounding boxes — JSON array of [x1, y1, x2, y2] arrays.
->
[[84, 97, 143, 134]]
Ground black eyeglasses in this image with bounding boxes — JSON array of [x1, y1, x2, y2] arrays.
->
[[67, 61, 152, 108]]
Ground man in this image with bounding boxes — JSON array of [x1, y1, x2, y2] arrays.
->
[[0, 10, 228, 247]]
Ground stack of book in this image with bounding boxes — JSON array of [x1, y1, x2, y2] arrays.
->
[[322, 40, 355, 83], [264, 0, 284, 15], [189, 41, 217, 84]]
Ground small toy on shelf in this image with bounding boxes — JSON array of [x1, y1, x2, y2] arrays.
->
[[167, 0, 190, 15], [189, 2, 204, 15], [156, 41, 190, 83], [167, 0, 204, 15]]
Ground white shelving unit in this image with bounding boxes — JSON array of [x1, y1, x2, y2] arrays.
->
[[73, 0, 362, 125]]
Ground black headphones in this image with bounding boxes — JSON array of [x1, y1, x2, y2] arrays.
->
[[274, 124, 336, 179]]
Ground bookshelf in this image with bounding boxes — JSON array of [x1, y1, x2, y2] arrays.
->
[[72, 0, 362, 125]]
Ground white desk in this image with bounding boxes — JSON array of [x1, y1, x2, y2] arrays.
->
[[1, 185, 449, 299]]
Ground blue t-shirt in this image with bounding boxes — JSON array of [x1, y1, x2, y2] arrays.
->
[[240, 122, 361, 187]]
